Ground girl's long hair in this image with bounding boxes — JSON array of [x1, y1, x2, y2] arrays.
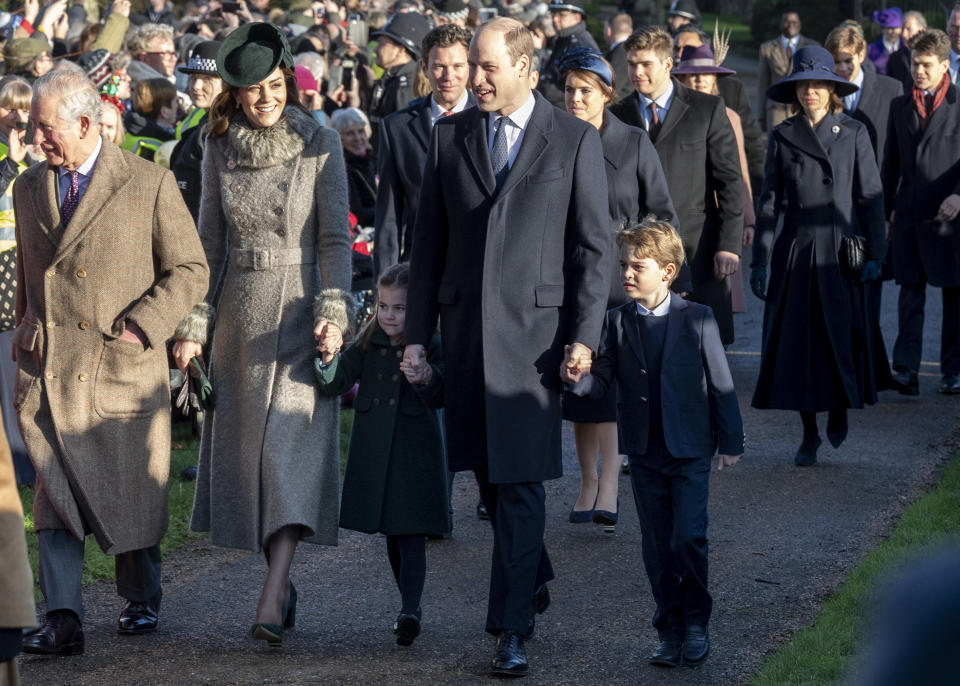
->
[[358, 263, 409, 350]]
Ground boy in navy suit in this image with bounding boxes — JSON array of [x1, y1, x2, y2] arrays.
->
[[563, 219, 743, 668]]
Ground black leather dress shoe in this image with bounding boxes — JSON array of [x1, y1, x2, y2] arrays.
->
[[890, 368, 919, 396], [118, 596, 160, 634], [683, 625, 710, 666], [477, 501, 490, 521], [648, 638, 682, 667], [492, 631, 528, 677], [22, 611, 84, 655], [940, 375, 960, 394]]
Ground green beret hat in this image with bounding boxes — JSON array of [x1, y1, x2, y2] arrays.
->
[[216, 22, 294, 88], [4, 37, 50, 73]]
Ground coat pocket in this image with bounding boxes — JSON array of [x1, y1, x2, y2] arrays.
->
[[535, 285, 565, 307], [527, 168, 566, 184], [94, 339, 165, 419], [11, 318, 39, 352]]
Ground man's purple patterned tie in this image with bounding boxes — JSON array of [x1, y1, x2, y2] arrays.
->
[[61, 170, 80, 227]]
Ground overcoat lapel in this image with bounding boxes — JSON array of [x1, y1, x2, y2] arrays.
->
[[409, 99, 432, 151], [662, 296, 688, 362], [600, 113, 626, 170], [54, 141, 132, 263], [621, 305, 647, 367], [464, 109, 496, 197], [918, 85, 956, 148], [32, 167, 61, 249], [653, 79, 689, 146], [498, 92, 551, 198], [779, 116, 830, 165]]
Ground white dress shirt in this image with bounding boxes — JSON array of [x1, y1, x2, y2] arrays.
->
[[636, 291, 671, 317], [429, 89, 470, 126], [637, 79, 675, 133], [843, 68, 865, 113], [57, 135, 103, 208], [951, 50, 960, 84], [487, 91, 536, 169]]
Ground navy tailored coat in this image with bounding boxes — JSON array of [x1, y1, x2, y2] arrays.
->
[[609, 79, 745, 344], [847, 68, 903, 169], [373, 93, 475, 276], [578, 296, 744, 459], [753, 112, 889, 411], [315, 332, 449, 536], [405, 91, 611, 484], [886, 46, 913, 93], [881, 86, 960, 288]]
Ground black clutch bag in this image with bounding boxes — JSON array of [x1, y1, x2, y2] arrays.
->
[[841, 235, 866, 273]]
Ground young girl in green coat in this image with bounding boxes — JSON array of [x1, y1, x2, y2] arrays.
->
[[315, 263, 449, 647]]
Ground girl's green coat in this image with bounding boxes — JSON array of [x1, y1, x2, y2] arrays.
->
[[316, 330, 449, 535]]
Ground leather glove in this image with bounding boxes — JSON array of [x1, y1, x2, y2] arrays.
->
[[861, 259, 882, 283], [750, 265, 767, 301]]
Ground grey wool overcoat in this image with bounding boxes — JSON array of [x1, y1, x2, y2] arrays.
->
[[185, 105, 354, 552], [12, 140, 209, 554]]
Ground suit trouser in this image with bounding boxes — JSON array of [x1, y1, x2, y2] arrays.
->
[[893, 283, 960, 376], [628, 431, 711, 639], [474, 464, 555, 635], [37, 529, 162, 622]]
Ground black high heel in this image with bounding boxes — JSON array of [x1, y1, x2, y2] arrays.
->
[[826, 409, 848, 448], [251, 581, 296, 647]]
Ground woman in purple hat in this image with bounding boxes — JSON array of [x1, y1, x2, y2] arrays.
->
[[672, 39, 755, 314], [750, 45, 890, 466], [867, 7, 903, 75]]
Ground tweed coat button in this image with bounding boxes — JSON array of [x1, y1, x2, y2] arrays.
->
[[76, 269, 86, 278], [389, 398, 395, 406], [227, 159, 237, 169], [231, 182, 241, 192], [78, 373, 88, 382], [46, 321, 55, 329], [78, 321, 90, 330], [45, 269, 54, 279], [45, 371, 53, 380], [278, 182, 288, 191]]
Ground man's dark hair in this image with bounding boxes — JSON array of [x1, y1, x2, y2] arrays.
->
[[421, 23, 472, 58], [910, 28, 951, 61], [675, 24, 707, 43]]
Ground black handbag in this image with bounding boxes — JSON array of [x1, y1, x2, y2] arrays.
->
[[841, 235, 866, 273], [0, 247, 16, 333]]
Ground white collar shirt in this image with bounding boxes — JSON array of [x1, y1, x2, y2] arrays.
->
[[486, 90, 536, 169]]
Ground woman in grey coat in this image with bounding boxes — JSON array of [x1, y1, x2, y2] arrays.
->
[[172, 24, 354, 646]]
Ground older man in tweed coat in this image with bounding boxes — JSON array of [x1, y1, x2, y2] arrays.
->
[[14, 71, 208, 655]]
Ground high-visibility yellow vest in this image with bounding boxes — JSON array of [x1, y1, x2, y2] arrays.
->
[[176, 107, 206, 140], [0, 139, 26, 251]]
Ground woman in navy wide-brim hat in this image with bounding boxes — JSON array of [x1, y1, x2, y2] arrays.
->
[[750, 45, 890, 467]]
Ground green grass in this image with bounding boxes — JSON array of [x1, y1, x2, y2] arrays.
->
[[751, 454, 960, 685], [19, 410, 356, 599]]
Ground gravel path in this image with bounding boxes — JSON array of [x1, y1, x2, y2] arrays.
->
[[17, 281, 958, 685]]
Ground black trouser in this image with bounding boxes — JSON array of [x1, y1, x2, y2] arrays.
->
[[893, 283, 960, 376], [474, 464, 555, 635], [386, 535, 426, 616], [628, 431, 711, 639]]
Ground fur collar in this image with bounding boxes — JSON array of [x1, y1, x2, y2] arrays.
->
[[226, 106, 316, 169]]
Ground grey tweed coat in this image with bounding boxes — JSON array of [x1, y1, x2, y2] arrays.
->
[[182, 106, 354, 552]]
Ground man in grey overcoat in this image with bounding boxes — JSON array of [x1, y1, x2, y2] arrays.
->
[[404, 18, 610, 676], [14, 70, 209, 655]]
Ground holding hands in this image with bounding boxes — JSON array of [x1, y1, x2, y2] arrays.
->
[[400, 344, 433, 385], [315, 319, 343, 364], [560, 342, 592, 384]]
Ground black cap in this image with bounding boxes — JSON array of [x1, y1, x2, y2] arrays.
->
[[179, 40, 223, 76], [547, 0, 586, 13], [668, 0, 700, 22], [216, 23, 293, 88], [372, 12, 431, 58]]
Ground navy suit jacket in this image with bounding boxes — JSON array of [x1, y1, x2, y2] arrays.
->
[[406, 91, 611, 483], [373, 93, 475, 276], [578, 296, 744, 459]]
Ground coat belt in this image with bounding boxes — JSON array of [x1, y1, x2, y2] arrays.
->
[[230, 247, 316, 271]]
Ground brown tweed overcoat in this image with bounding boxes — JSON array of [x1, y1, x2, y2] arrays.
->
[[0, 418, 34, 630], [12, 140, 209, 554]]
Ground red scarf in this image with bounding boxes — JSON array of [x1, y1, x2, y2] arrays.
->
[[913, 73, 950, 131]]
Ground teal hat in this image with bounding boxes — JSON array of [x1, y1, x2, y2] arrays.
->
[[216, 22, 294, 88]]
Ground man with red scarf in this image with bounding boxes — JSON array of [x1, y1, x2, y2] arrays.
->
[[882, 29, 960, 395]]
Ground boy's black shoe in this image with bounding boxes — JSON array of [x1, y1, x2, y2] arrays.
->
[[491, 631, 528, 677], [682, 626, 709, 666], [890, 368, 919, 395], [940, 375, 960, 394], [649, 638, 682, 667]]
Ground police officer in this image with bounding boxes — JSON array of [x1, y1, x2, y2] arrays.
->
[[170, 41, 223, 221], [369, 12, 431, 153], [667, 0, 701, 36], [537, 0, 599, 107]]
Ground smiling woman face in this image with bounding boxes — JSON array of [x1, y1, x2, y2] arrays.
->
[[236, 68, 287, 129]]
